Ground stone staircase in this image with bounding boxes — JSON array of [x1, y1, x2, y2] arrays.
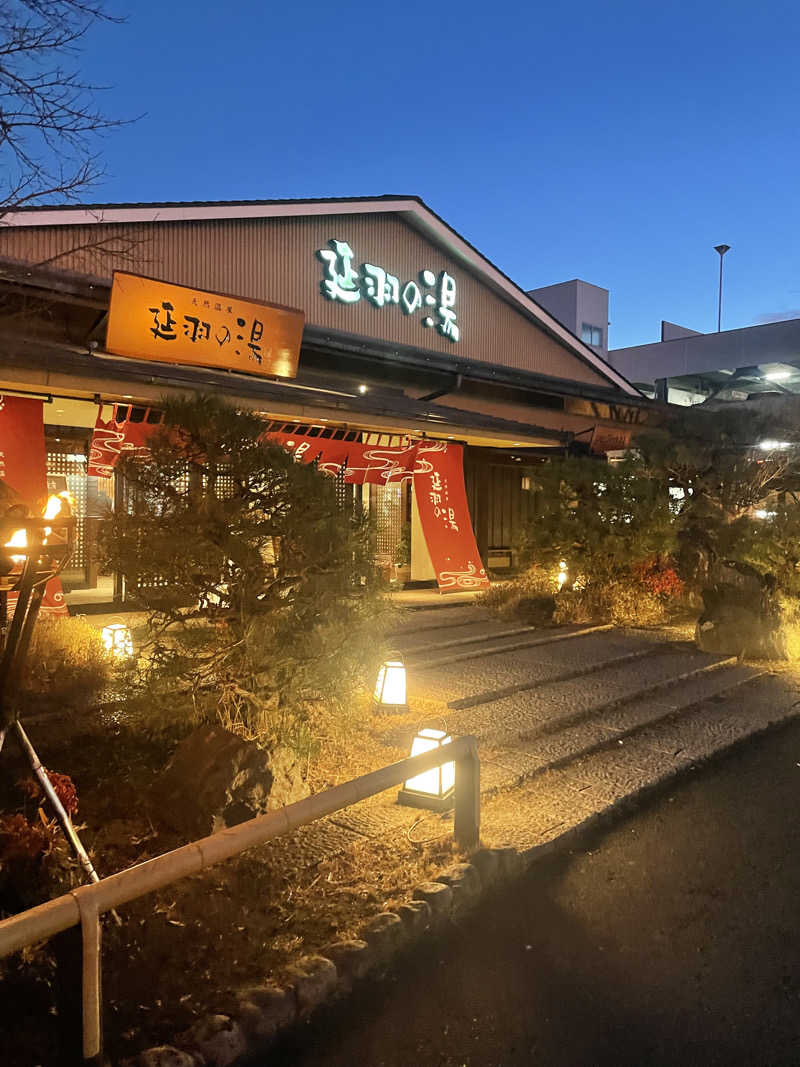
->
[[391, 620, 798, 815], [293, 617, 800, 865]]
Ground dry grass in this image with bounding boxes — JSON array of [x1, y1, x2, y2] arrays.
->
[[21, 616, 112, 704], [555, 580, 668, 627]]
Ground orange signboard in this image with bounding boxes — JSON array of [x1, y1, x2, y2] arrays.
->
[[105, 271, 304, 379]]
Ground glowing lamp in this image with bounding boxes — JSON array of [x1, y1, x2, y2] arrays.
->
[[398, 728, 455, 811], [373, 653, 408, 714], [102, 621, 134, 660], [557, 560, 568, 588], [758, 440, 791, 451]]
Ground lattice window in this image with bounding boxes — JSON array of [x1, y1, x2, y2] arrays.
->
[[334, 464, 350, 511], [372, 483, 404, 567], [47, 452, 87, 570]]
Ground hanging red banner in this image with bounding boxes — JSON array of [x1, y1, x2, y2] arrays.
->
[[0, 395, 67, 615], [263, 424, 488, 593], [88, 403, 163, 477], [412, 441, 489, 591]]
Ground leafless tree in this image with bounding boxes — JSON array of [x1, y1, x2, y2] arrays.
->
[[0, 0, 125, 216]]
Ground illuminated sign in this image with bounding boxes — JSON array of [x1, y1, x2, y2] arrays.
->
[[316, 239, 460, 342], [105, 272, 304, 379]]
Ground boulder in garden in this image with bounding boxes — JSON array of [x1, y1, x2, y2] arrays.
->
[[148, 724, 307, 837]]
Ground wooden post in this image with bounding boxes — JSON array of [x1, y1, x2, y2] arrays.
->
[[474, 461, 490, 568], [454, 736, 480, 850], [71, 887, 103, 1063]]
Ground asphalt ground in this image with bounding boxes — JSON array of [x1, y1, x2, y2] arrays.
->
[[268, 717, 800, 1067]]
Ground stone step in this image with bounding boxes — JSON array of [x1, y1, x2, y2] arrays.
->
[[481, 670, 800, 854], [446, 644, 662, 710], [479, 663, 765, 794], [516, 654, 739, 744], [398, 622, 539, 657], [406, 629, 669, 707], [416, 647, 731, 749], [409, 623, 613, 670], [387, 604, 488, 635]]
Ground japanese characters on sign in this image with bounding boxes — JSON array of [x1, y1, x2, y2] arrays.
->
[[427, 468, 460, 532], [316, 239, 461, 342], [105, 272, 304, 380]]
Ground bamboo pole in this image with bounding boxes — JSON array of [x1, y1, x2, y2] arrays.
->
[[72, 888, 102, 1062], [454, 737, 480, 850], [0, 736, 480, 958], [14, 721, 102, 887]]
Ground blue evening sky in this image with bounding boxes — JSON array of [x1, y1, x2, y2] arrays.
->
[[83, 0, 800, 350]]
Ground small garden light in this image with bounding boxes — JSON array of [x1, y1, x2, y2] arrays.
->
[[373, 652, 408, 714], [557, 560, 568, 587], [398, 727, 455, 811], [101, 620, 134, 660]]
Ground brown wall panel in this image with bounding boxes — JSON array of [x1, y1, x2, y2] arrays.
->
[[0, 213, 609, 387]]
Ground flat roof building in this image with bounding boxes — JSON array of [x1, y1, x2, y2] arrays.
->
[[527, 279, 610, 358], [607, 317, 800, 405]]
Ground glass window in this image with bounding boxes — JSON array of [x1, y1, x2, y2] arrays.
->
[[581, 324, 603, 346]]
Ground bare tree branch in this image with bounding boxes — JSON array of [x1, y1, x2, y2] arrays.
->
[[0, 0, 128, 215]]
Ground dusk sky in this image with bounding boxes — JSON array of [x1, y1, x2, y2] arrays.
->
[[83, 0, 800, 351]]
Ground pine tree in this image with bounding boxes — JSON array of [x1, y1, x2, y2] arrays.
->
[[102, 396, 387, 748]]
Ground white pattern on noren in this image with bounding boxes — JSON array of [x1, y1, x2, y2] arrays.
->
[[437, 560, 488, 590]]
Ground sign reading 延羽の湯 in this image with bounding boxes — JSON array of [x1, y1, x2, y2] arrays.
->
[[105, 272, 305, 379], [316, 239, 460, 342]]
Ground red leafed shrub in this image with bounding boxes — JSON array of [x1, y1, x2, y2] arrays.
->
[[46, 772, 79, 817], [0, 814, 53, 862], [634, 561, 684, 600], [18, 771, 79, 817]]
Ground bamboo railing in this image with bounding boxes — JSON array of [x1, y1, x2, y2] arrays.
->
[[0, 736, 480, 1062]]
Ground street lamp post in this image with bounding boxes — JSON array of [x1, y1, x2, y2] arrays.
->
[[714, 244, 731, 332]]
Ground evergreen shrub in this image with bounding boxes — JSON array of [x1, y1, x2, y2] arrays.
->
[[101, 396, 389, 753]]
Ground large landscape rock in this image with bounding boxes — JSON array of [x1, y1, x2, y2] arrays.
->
[[148, 724, 307, 837], [696, 565, 787, 660]]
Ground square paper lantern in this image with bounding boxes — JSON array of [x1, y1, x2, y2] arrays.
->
[[398, 728, 455, 811], [102, 621, 134, 660], [373, 655, 408, 714]]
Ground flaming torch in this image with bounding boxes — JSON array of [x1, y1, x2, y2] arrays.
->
[[0, 490, 105, 889]]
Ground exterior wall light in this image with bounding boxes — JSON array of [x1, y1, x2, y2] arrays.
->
[[373, 653, 408, 714], [101, 621, 134, 660], [398, 727, 455, 810]]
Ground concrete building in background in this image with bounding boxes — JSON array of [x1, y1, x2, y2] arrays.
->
[[528, 279, 610, 358], [607, 318, 800, 406], [528, 271, 800, 407]]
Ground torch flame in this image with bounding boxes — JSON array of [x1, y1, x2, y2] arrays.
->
[[2, 491, 73, 564], [44, 491, 72, 521], [5, 527, 27, 564], [43, 491, 73, 541]]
